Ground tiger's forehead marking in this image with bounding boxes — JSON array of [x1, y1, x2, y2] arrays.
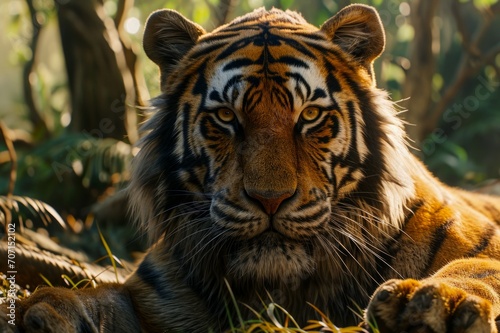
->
[[205, 54, 332, 122], [204, 23, 331, 121]]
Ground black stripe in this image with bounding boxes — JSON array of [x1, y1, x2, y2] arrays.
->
[[199, 32, 241, 45], [220, 196, 248, 211], [223, 58, 254, 71], [344, 101, 361, 165], [305, 113, 330, 135], [136, 257, 171, 300], [336, 101, 360, 192], [181, 103, 199, 164], [311, 88, 327, 101], [192, 62, 208, 96], [484, 203, 500, 223], [211, 204, 258, 223], [218, 24, 260, 33], [216, 25, 318, 61], [375, 242, 399, 279], [293, 31, 325, 41], [287, 72, 311, 101], [276, 56, 309, 68], [378, 200, 426, 274], [242, 76, 262, 112], [209, 90, 223, 103], [297, 198, 321, 211], [466, 223, 496, 257], [270, 86, 291, 110], [432, 202, 447, 216], [215, 37, 256, 61], [342, 76, 386, 212], [222, 75, 243, 101], [278, 35, 316, 59], [200, 116, 230, 139], [324, 61, 342, 93], [190, 42, 229, 59], [298, 188, 327, 212], [185, 167, 205, 192], [423, 219, 454, 274], [199, 147, 216, 185], [306, 41, 344, 61], [78, 320, 94, 333], [285, 206, 329, 223], [471, 269, 500, 279]]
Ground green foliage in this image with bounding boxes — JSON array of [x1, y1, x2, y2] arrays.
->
[[0, 133, 132, 215], [471, 0, 499, 8], [423, 72, 500, 187]]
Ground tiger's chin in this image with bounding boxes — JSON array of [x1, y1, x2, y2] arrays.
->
[[227, 231, 316, 282]]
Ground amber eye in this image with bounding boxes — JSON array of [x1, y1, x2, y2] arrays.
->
[[217, 108, 236, 123], [300, 107, 321, 122]]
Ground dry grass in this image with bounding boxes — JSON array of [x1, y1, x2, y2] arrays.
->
[[224, 280, 379, 333], [226, 302, 372, 333]]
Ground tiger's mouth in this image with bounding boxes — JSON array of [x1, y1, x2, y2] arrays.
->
[[207, 187, 332, 280], [226, 228, 317, 280], [250, 228, 300, 245]]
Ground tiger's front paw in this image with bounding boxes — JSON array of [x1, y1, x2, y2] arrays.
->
[[365, 278, 498, 333], [1, 287, 96, 333]]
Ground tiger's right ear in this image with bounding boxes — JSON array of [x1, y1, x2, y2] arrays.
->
[[143, 10, 206, 86], [320, 4, 385, 81]]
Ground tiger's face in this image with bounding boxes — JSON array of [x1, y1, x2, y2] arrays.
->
[[133, 6, 413, 283], [188, 27, 367, 279]]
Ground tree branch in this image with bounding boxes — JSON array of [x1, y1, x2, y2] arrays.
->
[[401, 0, 440, 144], [0, 122, 17, 199], [423, 1, 500, 137], [113, 0, 149, 141], [451, 0, 479, 57], [206, 0, 237, 26], [24, 0, 49, 139], [114, 0, 132, 30]]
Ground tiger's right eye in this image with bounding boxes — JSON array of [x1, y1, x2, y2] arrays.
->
[[300, 107, 321, 122], [217, 108, 236, 123]]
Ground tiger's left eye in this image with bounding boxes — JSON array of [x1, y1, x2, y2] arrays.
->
[[217, 108, 236, 123], [300, 107, 321, 122]]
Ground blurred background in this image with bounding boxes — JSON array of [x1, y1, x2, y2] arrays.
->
[[0, 0, 499, 269]]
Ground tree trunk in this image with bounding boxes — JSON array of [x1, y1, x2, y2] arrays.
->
[[57, 0, 137, 142], [401, 0, 440, 146]]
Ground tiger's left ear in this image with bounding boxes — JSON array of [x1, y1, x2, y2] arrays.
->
[[321, 4, 385, 77], [143, 9, 206, 88]]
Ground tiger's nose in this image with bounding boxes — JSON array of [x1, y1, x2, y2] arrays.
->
[[246, 189, 295, 215]]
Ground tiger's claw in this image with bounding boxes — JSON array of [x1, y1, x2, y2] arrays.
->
[[366, 278, 497, 333]]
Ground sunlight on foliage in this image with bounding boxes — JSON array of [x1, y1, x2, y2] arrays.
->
[[396, 23, 414, 42], [0, 195, 66, 229], [471, 0, 498, 8]]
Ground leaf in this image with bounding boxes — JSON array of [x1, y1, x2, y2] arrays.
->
[[97, 223, 119, 283], [0, 195, 66, 230]]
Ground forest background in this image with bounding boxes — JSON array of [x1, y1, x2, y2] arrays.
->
[[0, 0, 499, 268]]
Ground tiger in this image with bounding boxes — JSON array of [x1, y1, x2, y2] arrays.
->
[[3, 3, 500, 333]]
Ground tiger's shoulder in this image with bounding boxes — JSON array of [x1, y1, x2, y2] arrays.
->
[[388, 159, 500, 279]]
